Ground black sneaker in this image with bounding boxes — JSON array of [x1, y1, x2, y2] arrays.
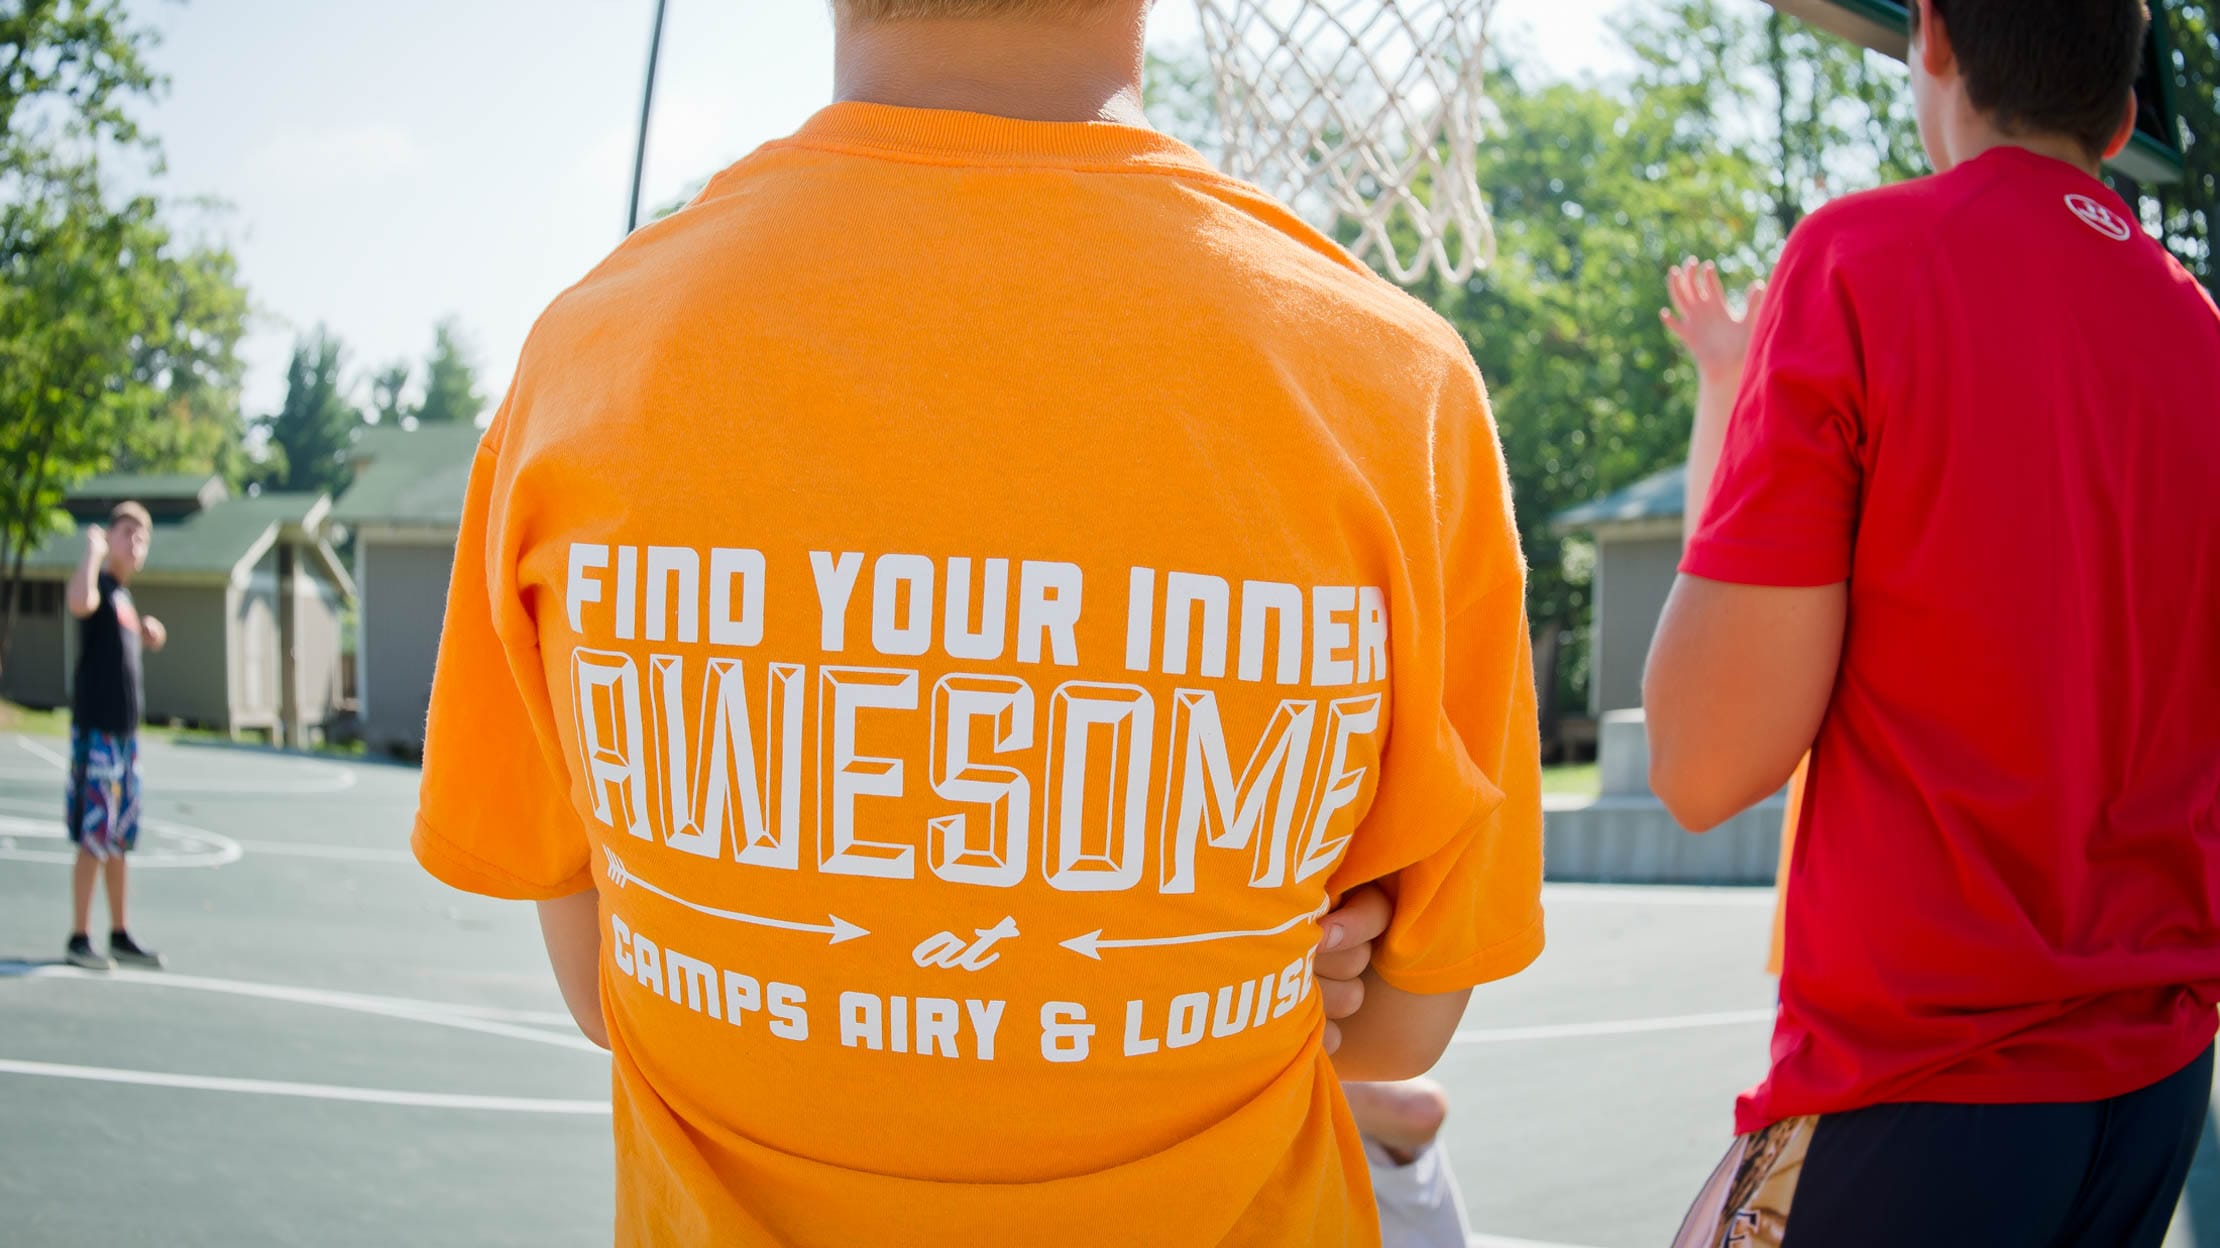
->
[[108, 930, 163, 970], [65, 933, 114, 971]]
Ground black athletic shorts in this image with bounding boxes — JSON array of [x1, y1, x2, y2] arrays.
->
[[1675, 1044, 2213, 1248]]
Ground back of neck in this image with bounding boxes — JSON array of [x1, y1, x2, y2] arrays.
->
[[1947, 121, 2103, 179], [832, 12, 1150, 126]]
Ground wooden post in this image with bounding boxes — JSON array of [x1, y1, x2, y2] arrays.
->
[[278, 542, 299, 749]]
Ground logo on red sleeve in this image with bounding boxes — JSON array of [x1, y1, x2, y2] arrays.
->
[[2065, 194, 2134, 241]]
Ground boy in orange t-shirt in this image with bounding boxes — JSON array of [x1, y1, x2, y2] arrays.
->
[[413, 1, 1544, 1243]]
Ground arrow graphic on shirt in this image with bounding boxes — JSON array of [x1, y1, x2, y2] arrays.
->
[[1059, 899, 1330, 960], [602, 849, 869, 945]]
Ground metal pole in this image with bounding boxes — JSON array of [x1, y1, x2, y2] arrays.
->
[[626, 0, 671, 235]]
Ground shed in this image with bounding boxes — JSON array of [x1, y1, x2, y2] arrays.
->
[[1550, 464, 1686, 716], [1, 474, 357, 742], [332, 424, 481, 755]]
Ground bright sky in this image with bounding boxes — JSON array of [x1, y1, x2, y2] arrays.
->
[[141, 0, 1648, 420]]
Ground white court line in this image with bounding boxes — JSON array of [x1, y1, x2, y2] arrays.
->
[[0, 1058, 610, 1114], [1543, 883, 1778, 908], [232, 839, 413, 863], [0, 806, 243, 869], [9, 966, 597, 1051], [1453, 1007, 1774, 1045], [13, 734, 66, 769]]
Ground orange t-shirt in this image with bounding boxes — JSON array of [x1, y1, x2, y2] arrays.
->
[[1766, 757, 1809, 976], [413, 102, 1544, 1248]]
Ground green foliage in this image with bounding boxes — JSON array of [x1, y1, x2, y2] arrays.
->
[[1148, 1, 1929, 714], [255, 327, 362, 497], [0, 0, 161, 162], [0, 160, 168, 577], [368, 360, 411, 427], [0, 1, 254, 668], [2142, 1, 2217, 290], [414, 317, 485, 425], [1143, 49, 1221, 165], [109, 205, 252, 485]]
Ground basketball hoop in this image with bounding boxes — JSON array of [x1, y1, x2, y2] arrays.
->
[[1192, 0, 1498, 285]]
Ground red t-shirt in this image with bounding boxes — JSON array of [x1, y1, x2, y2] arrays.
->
[[1686, 146, 2220, 1134]]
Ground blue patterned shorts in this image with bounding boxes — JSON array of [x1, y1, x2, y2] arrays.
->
[[66, 727, 140, 860]]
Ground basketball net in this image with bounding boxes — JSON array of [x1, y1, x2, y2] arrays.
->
[[1193, 0, 1498, 286]]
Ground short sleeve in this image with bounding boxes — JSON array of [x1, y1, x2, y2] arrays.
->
[[1682, 222, 1868, 587], [1336, 356, 1546, 996], [411, 420, 593, 900]]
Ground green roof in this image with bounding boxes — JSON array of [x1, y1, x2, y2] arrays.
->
[[68, 472, 219, 503], [21, 491, 328, 578], [1551, 464, 1687, 533], [333, 423, 483, 528]]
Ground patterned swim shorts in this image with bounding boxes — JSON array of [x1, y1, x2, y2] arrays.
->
[[1672, 1116, 1814, 1248], [66, 726, 141, 860]]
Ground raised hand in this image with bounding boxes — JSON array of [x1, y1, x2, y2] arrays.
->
[[84, 524, 108, 562], [1661, 258, 1766, 383]]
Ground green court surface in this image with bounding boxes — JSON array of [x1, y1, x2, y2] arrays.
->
[[0, 733, 2207, 1247]]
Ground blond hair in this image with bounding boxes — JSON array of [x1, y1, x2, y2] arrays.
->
[[109, 501, 151, 531]]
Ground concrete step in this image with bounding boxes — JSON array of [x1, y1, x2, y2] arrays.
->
[[1542, 794, 1788, 885]]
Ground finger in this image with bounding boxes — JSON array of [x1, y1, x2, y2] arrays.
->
[[1742, 279, 1768, 320], [1319, 883, 1392, 952], [1701, 261, 1724, 305], [1661, 308, 1688, 340], [1314, 940, 1372, 983], [1323, 1019, 1342, 1056], [1318, 973, 1365, 1021], [1685, 260, 1712, 311], [1666, 263, 1692, 314]]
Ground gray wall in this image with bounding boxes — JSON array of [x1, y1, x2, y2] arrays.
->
[[133, 584, 234, 729], [1592, 533, 1682, 715], [234, 545, 349, 737], [231, 572, 280, 732], [360, 539, 454, 753], [291, 564, 346, 730], [0, 584, 70, 709], [5, 560, 345, 738], [0, 579, 231, 729]]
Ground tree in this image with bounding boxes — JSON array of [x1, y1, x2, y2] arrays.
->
[[1143, 49, 1221, 166], [0, 158, 186, 664], [1402, 2, 1921, 715], [255, 328, 362, 497], [0, 0, 160, 165], [0, 1, 257, 673], [414, 317, 484, 425], [368, 359, 412, 426], [110, 207, 252, 485], [2138, 1, 2216, 292]]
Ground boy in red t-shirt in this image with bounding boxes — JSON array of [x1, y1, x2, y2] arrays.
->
[[1648, 1, 2220, 1244]]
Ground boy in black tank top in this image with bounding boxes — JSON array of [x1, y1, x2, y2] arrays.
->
[[63, 501, 168, 972]]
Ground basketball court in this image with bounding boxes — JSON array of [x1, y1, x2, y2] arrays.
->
[[0, 730, 2203, 1246], [0, 0, 2204, 1241]]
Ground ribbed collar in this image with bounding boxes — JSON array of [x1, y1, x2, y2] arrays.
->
[[782, 100, 1216, 172]]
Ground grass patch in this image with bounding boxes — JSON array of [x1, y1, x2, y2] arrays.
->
[[0, 700, 69, 737], [0, 698, 366, 758], [1541, 762, 1600, 796]]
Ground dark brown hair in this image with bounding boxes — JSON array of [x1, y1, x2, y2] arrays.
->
[[1913, 0, 2150, 158]]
